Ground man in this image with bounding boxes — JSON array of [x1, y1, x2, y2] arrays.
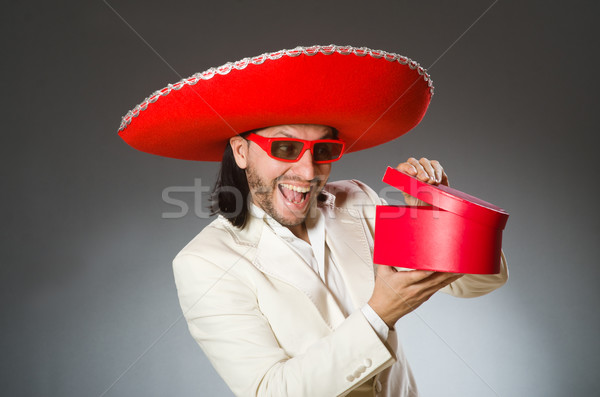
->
[[118, 45, 508, 396]]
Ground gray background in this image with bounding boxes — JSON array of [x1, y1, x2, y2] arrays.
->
[[2, 0, 599, 396]]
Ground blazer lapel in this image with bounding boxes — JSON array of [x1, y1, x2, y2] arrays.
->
[[252, 222, 346, 330], [322, 202, 376, 311]]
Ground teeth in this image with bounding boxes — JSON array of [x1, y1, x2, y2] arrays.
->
[[280, 183, 310, 193]]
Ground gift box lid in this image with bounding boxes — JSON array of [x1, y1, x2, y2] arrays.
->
[[382, 166, 509, 230]]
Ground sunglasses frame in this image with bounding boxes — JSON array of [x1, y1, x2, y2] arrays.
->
[[245, 133, 345, 163]]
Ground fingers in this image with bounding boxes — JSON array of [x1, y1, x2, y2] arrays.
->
[[440, 169, 449, 186], [422, 271, 463, 283], [375, 264, 397, 277], [387, 270, 463, 292], [397, 157, 448, 186], [398, 269, 436, 283], [416, 157, 437, 184], [431, 160, 443, 185], [396, 161, 418, 176], [404, 270, 462, 287], [420, 273, 464, 295], [375, 265, 434, 279], [433, 161, 449, 187], [378, 266, 459, 287], [408, 157, 434, 184]]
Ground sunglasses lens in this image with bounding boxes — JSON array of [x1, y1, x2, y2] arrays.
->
[[271, 141, 305, 160], [266, 138, 344, 162], [313, 142, 343, 162]]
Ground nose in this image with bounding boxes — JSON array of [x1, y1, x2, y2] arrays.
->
[[292, 148, 317, 180]]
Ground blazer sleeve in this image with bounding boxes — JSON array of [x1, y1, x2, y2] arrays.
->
[[439, 250, 508, 298], [173, 253, 395, 397]]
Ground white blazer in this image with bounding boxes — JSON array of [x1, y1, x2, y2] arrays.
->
[[173, 180, 508, 397]]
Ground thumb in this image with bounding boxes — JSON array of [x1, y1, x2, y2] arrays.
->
[[375, 264, 397, 277]]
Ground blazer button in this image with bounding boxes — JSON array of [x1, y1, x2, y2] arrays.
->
[[364, 358, 372, 367], [346, 374, 355, 382], [357, 365, 366, 373], [353, 370, 362, 378]]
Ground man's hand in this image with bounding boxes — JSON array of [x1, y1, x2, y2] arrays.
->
[[368, 266, 464, 328], [396, 157, 449, 206]]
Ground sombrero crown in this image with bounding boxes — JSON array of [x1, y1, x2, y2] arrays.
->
[[118, 44, 434, 161]]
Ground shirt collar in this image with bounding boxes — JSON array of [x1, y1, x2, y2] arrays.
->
[[249, 202, 324, 244]]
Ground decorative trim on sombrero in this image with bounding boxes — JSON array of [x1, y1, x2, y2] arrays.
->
[[118, 44, 434, 132]]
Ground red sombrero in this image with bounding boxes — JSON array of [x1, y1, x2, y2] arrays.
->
[[118, 44, 434, 161]]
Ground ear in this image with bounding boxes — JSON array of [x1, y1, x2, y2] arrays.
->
[[230, 136, 249, 169]]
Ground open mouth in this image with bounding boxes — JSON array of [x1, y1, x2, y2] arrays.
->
[[278, 183, 311, 205]]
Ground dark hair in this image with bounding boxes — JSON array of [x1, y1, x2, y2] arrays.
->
[[210, 137, 251, 228]]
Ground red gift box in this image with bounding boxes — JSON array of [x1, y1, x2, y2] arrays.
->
[[373, 167, 509, 274]]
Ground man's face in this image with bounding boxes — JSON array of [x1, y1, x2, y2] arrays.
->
[[238, 124, 334, 227]]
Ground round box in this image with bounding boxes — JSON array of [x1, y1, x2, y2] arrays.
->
[[373, 167, 509, 274]]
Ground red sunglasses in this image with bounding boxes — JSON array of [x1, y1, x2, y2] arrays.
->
[[245, 133, 345, 163]]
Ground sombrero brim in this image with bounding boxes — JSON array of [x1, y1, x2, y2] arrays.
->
[[118, 45, 434, 161]]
